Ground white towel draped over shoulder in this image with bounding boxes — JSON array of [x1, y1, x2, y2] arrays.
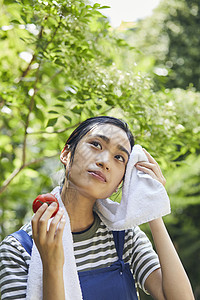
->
[[26, 192, 83, 300], [26, 144, 171, 300]]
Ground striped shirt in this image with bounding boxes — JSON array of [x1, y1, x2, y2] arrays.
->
[[0, 213, 160, 299]]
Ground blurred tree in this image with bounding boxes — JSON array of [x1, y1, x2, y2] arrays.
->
[[127, 0, 200, 90], [0, 0, 184, 238], [142, 154, 200, 299], [0, 0, 114, 237]]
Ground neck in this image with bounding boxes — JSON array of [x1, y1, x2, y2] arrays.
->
[[61, 181, 96, 232]]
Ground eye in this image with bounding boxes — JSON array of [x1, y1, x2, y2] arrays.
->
[[115, 154, 125, 162], [90, 141, 102, 149]]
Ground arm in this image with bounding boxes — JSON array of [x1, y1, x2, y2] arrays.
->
[[0, 235, 29, 300], [31, 202, 66, 300], [145, 218, 194, 300], [135, 149, 195, 300], [43, 265, 65, 300]]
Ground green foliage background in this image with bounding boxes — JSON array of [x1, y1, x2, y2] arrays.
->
[[0, 0, 200, 299]]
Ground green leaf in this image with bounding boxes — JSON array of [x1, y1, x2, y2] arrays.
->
[[57, 97, 67, 101], [46, 118, 57, 127], [105, 99, 114, 105], [34, 107, 45, 122], [71, 106, 82, 114], [93, 3, 101, 9], [98, 6, 110, 9], [48, 110, 59, 114], [11, 19, 21, 24], [64, 116, 71, 122]]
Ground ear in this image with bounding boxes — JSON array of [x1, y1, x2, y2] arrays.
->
[[60, 146, 71, 166]]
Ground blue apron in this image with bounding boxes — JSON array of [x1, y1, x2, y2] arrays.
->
[[78, 231, 138, 300], [10, 230, 138, 300]]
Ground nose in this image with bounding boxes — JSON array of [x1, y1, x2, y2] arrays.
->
[[96, 151, 110, 171]]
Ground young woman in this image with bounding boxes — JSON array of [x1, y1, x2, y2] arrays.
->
[[0, 116, 194, 300]]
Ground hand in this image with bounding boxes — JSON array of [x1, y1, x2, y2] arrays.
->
[[135, 148, 166, 186], [32, 202, 66, 270]]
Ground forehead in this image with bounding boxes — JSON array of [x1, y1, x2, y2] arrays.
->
[[85, 123, 131, 151]]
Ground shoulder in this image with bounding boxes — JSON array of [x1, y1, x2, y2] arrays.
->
[[124, 225, 159, 262], [0, 221, 32, 260], [0, 223, 32, 300], [124, 226, 161, 294], [125, 225, 150, 244], [20, 221, 32, 237], [123, 226, 153, 259]]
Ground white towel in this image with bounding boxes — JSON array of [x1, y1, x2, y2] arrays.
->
[[94, 144, 171, 229], [26, 190, 83, 300], [26, 144, 170, 300]]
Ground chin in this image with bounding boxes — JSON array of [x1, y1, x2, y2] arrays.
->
[[82, 187, 109, 201], [69, 177, 111, 199]]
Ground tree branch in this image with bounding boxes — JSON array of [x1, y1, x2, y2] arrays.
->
[[18, 14, 62, 84], [18, 17, 47, 82], [0, 104, 114, 194], [34, 69, 63, 95], [0, 167, 23, 195], [27, 106, 114, 136], [22, 64, 41, 164], [0, 96, 5, 108], [20, 54, 36, 80], [28, 122, 80, 135], [0, 18, 66, 195], [44, 16, 63, 49], [0, 154, 59, 195]]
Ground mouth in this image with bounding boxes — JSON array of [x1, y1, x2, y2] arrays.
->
[[88, 170, 106, 182]]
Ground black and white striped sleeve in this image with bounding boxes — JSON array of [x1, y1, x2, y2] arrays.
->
[[124, 226, 161, 293], [0, 235, 31, 300]]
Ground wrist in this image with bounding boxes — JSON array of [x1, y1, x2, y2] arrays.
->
[[43, 262, 64, 274], [43, 265, 65, 300]]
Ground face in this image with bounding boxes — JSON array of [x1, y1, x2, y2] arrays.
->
[[60, 124, 131, 200]]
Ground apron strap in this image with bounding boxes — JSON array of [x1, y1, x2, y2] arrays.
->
[[112, 231, 125, 260], [10, 230, 33, 256], [10, 229, 126, 261]]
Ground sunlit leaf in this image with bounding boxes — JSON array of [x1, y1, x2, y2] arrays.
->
[[46, 118, 58, 127]]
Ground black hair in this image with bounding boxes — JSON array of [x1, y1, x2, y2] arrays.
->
[[64, 116, 134, 166]]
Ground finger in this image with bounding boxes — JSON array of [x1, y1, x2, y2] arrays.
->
[[135, 164, 156, 179], [136, 161, 161, 177], [136, 161, 155, 169], [38, 202, 59, 241], [54, 214, 66, 243], [142, 148, 158, 165], [142, 149, 163, 175], [47, 208, 64, 241], [32, 203, 48, 239], [142, 150, 163, 177], [136, 164, 166, 186]]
